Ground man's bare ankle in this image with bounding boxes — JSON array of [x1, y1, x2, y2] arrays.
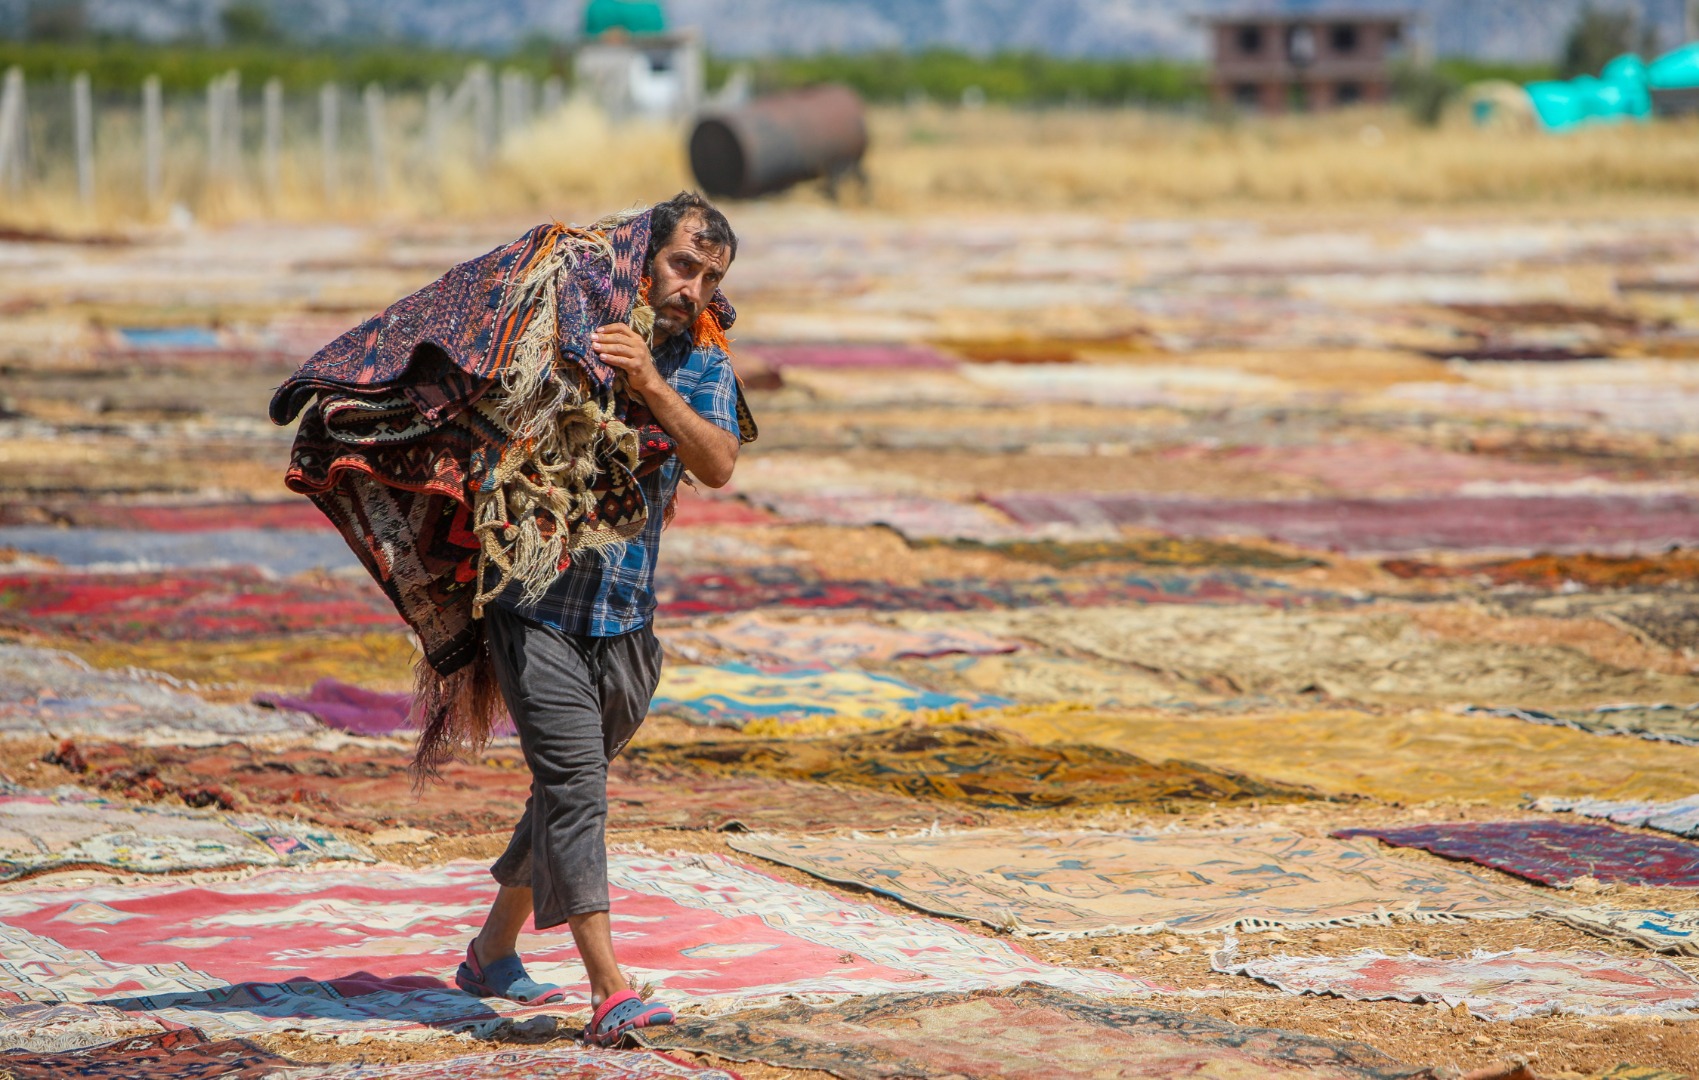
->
[[473, 937, 517, 968]]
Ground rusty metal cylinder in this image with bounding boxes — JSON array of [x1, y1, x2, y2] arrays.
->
[[689, 84, 868, 199]]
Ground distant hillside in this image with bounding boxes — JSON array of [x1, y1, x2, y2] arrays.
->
[[29, 0, 1693, 62]]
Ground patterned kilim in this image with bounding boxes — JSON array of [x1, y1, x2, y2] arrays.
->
[[630, 725, 1326, 811], [636, 985, 1438, 1080], [922, 535, 1319, 570], [0, 570, 400, 642], [1213, 945, 1699, 1021], [0, 1027, 295, 1080], [1543, 908, 1699, 956], [0, 1001, 164, 1053], [50, 740, 982, 835], [1465, 704, 1699, 747], [0, 786, 372, 880], [651, 663, 1010, 730], [0, 856, 1146, 1040], [0, 645, 318, 742], [1532, 794, 1699, 838], [288, 1046, 742, 1079], [1334, 822, 1699, 888], [728, 828, 1540, 938], [672, 613, 1020, 666]]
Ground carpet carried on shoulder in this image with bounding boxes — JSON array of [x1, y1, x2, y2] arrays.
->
[[1465, 704, 1699, 748], [1541, 908, 1699, 956], [0, 785, 371, 880], [630, 725, 1327, 811], [287, 1046, 742, 1079], [49, 740, 981, 835], [0, 1028, 294, 1080], [636, 984, 1437, 1080], [651, 662, 1009, 730], [1532, 794, 1699, 838], [1334, 822, 1699, 888], [1211, 944, 1699, 1021], [0, 855, 1145, 1040], [729, 828, 1539, 937], [0, 645, 318, 742]]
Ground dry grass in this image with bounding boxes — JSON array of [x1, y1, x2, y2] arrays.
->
[[11, 100, 1699, 231]]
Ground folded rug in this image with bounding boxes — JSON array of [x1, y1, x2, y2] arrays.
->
[[1334, 821, 1699, 888], [1532, 794, 1699, 838], [0, 1001, 165, 1054], [1541, 907, 1699, 956], [1212, 943, 1699, 1021]]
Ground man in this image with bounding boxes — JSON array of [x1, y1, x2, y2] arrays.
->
[[272, 193, 752, 1047], [456, 194, 743, 1044]]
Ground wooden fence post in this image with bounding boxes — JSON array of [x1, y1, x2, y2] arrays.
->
[[263, 77, 282, 201], [72, 72, 93, 205], [363, 83, 388, 199], [319, 82, 338, 201], [0, 67, 23, 194], [142, 74, 161, 204]]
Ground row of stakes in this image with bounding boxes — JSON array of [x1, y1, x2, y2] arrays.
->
[[0, 64, 567, 205]]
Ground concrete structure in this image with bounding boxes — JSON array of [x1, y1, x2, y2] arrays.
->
[[575, 32, 705, 121], [1202, 11, 1411, 112]]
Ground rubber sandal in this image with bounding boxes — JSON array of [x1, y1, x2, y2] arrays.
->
[[584, 989, 674, 1047], [454, 942, 567, 1005]]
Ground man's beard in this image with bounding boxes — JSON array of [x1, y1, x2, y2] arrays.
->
[[652, 296, 695, 338]]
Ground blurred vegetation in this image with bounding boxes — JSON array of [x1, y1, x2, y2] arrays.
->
[[1394, 58, 1558, 125], [1559, 4, 1648, 79], [0, 37, 570, 92], [711, 49, 1207, 107]]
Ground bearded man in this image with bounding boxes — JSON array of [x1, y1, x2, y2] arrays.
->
[[272, 193, 754, 1046]]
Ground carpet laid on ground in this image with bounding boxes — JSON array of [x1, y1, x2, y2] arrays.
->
[[988, 707, 1699, 806], [651, 663, 1009, 729], [0, 1027, 296, 1080], [0, 569, 400, 642], [630, 725, 1325, 811], [287, 1046, 743, 1078], [0, 1001, 165, 1052], [654, 567, 1302, 618], [1543, 908, 1699, 956], [923, 535, 1318, 570], [637, 984, 1437, 1080], [1465, 704, 1699, 747], [253, 678, 516, 738], [728, 828, 1539, 937], [0, 500, 332, 532], [1532, 794, 1699, 838], [987, 491, 1699, 554], [1334, 821, 1699, 888], [0, 855, 1144, 1040], [0, 645, 318, 742], [671, 613, 1020, 666], [935, 605, 1695, 709], [50, 740, 982, 834], [1212, 945, 1699, 1021], [0, 527, 359, 576], [0, 785, 371, 880]]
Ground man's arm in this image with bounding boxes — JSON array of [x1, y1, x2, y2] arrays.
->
[[591, 323, 740, 488]]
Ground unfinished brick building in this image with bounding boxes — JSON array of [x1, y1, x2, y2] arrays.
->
[[1203, 11, 1410, 112]]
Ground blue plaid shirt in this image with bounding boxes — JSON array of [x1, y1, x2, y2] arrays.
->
[[490, 335, 741, 636]]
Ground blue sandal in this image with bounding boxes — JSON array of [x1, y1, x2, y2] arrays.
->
[[585, 989, 674, 1047], [455, 942, 567, 1005]]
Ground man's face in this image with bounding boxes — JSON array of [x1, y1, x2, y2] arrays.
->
[[648, 213, 732, 344]]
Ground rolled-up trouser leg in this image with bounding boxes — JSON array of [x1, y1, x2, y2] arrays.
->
[[483, 605, 663, 931]]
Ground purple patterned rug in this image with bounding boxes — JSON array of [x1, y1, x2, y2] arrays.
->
[[1333, 822, 1699, 888]]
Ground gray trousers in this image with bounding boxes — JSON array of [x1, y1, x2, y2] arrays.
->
[[482, 605, 663, 930]]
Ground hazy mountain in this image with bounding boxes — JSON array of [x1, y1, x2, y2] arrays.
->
[[51, 0, 1695, 62]]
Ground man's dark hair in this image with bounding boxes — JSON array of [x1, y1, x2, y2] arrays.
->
[[648, 191, 737, 263]]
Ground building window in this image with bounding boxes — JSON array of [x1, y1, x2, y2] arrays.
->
[[1286, 24, 1317, 67], [1232, 83, 1261, 107], [1236, 26, 1263, 55], [1330, 24, 1359, 53], [1336, 81, 1363, 105]]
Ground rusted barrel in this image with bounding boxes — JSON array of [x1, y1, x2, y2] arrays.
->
[[689, 84, 868, 199]]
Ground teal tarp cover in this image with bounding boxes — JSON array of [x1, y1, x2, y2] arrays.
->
[[1650, 43, 1699, 89], [585, 0, 666, 36]]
